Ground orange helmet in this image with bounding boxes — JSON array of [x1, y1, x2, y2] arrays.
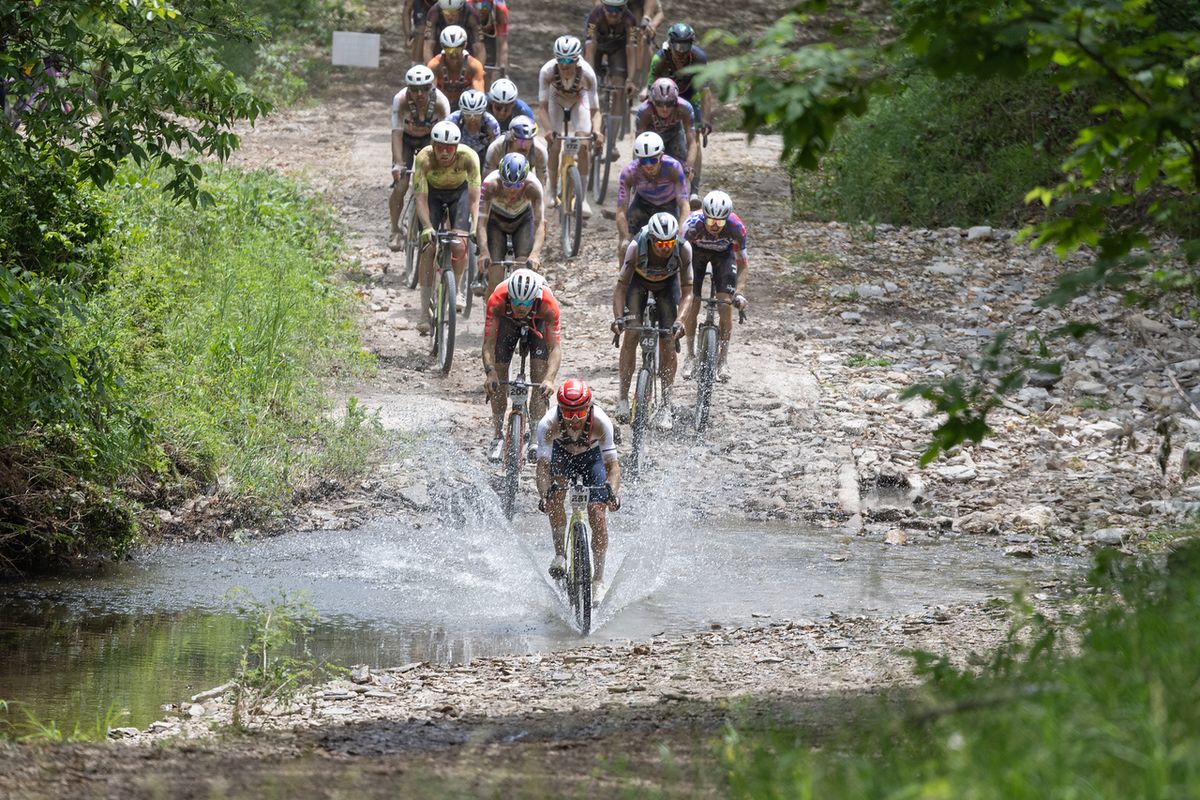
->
[[557, 378, 592, 420]]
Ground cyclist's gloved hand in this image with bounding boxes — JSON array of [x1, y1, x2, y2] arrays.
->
[[539, 379, 555, 399], [671, 321, 684, 339], [698, 122, 713, 135], [484, 374, 499, 396], [480, 256, 492, 271], [611, 318, 625, 335], [525, 256, 541, 271], [606, 483, 620, 511], [420, 227, 435, 244], [734, 293, 748, 310]]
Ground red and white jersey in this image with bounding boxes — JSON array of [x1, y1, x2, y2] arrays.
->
[[482, 283, 562, 342], [535, 405, 617, 459]]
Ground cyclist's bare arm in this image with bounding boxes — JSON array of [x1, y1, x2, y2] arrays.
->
[[611, 253, 635, 321], [676, 242, 695, 320], [700, 86, 714, 127], [604, 453, 621, 497], [536, 101, 552, 141], [529, 183, 547, 262], [584, 39, 598, 67], [684, 123, 699, 174], [467, 184, 481, 232], [401, 0, 414, 39], [643, 0, 663, 35], [676, 194, 690, 229], [544, 336, 562, 390], [476, 193, 493, 259], [497, 33, 509, 71], [415, 190, 433, 232]]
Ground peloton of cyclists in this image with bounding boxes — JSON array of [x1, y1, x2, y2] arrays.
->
[[477, 152, 547, 297], [536, 378, 621, 608], [610, 212, 693, 427], [680, 190, 750, 382], [615, 131, 690, 262], [448, 88, 500, 165], [482, 268, 561, 460], [537, 35, 603, 219], [412, 120, 481, 334], [389, 65, 452, 252]]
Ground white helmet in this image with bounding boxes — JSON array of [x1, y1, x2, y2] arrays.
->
[[488, 78, 519, 104], [646, 212, 679, 241], [553, 35, 583, 61], [440, 24, 468, 49], [438, 0, 465, 9], [702, 190, 733, 219], [459, 89, 488, 113], [431, 120, 462, 145], [633, 131, 665, 159], [405, 64, 435, 88], [507, 268, 544, 305]]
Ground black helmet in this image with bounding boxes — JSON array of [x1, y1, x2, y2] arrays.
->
[[667, 22, 695, 44]]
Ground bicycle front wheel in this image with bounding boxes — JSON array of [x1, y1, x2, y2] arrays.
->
[[561, 165, 584, 258], [694, 325, 719, 433], [462, 240, 476, 319], [630, 366, 653, 478], [593, 119, 616, 205], [570, 520, 592, 634], [436, 268, 457, 374], [403, 200, 420, 290], [501, 413, 523, 520]]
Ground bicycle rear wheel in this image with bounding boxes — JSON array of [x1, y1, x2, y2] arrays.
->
[[694, 325, 719, 433], [630, 367, 653, 478], [561, 165, 584, 258], [436, 268, 457, 374], [570, 520, 592, 634], [501, 413, 522, 519], [403, 200, 420, 290], [462, 241, 476, 319], [593, 118, 616, 204]]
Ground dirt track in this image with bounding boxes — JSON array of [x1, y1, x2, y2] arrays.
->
[[5, 0, 1198, 794]]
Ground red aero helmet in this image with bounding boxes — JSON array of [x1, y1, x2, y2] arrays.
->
[[557, 378, 592, 419]]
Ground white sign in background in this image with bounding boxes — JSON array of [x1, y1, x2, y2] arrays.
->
[[331, 32, 381, 69]]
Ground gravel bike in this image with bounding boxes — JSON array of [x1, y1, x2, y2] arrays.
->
[[548, 473, 604, 635], [692, 272, 746, 433], [553, 108, 592, 259], [615, 293, 677, 478], [428, 230, 461, 375], [393, 168, 421, 289], [498, 323, 534, 520]]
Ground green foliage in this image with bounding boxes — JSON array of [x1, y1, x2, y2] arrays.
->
[[795, 73, 1093, 226], [720, 539, 1200, 797], [0, 699, 122, 742], [1, 0, 269, 204]]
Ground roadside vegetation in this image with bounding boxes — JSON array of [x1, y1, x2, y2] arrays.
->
[[718, 541, 1200, 798]]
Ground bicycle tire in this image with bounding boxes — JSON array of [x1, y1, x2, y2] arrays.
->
[[403, 200, 420, 290], [437, 267, 457, 374], [694, 325, 719, 433], [593, 118, 616, 205], [570, 520, 592, 634], [630, 367, 653, 478], [462, 240, 476, 319], [501, 412, 522, 519], [564, 165, 584, 258]]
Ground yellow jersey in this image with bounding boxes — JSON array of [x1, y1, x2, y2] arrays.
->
[[412, 144, 482, 193]]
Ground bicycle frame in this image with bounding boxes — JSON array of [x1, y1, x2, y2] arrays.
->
[[498, 325, 532, 518]]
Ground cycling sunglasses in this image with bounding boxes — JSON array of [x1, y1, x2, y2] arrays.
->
[[444, 46, 464, 56], [432, 142, 458, 154], [556, 56, 579, 65], [669, 41, 692, 53], [510, 296, 535, 309], [501, 177, 526, 189], [561, 406, 589, 421], [653, 100, 675, 108], [651, 237, 676, 251], [602, 4, 624, 12], [638, 155, 661, 166], [704, 215, 727, 228]]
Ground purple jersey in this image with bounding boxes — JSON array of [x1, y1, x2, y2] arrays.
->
[[635, 98, 695, 136], [683, 210, 748, 256], [617, 154, 688, 208]]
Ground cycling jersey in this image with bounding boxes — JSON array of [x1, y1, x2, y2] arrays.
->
[[390, 87, 452, 135], [648, 44, 708, 99], [585, 6, 638, 51], [491, 97, 535, 131], [634, 97, 694, 136], [480, 170, 543, 218], [470, 0, 509, 38], [448, 110, 501, 159], [412, 143, 482, 193], [428, 53, 485, 108], [683, 210, 748, 256], [620, 231, 693, 282], [617, 153, 687, 208], [536, 405, 617, 460], [484, 135, 550, 189], [537, 59, 600, 111], [484, 283, 561, 344]]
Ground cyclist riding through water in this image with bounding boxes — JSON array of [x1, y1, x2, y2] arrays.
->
[[428, 25, 485, 110], [412, 120, 481, 334], [486, 78, 535, 133], [583, 0, 640, 97], [635, 78, 698, 181], [615, 130, 690, 263], [611, 212, 693, 426], [537, 35, 602, 219], [389, 65, 452, 251], [477, 152, 547, 297], [536, 379, 621, 608], [423, 0, 486, 63], [448, 88, 500, 165], [484, 115, 550, 201], [482, 269, 561, 460], [680, 190, 750, 382], [647, 22, 712, 200]]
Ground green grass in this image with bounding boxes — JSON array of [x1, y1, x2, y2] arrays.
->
[[793, 72, 1093, 228], [717, 541, 1200, 798], [844, 354, 892, 368]]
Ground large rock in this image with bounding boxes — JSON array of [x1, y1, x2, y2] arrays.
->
[[1090, 527, 1128, 546], [1010, 505, 1057, 533]]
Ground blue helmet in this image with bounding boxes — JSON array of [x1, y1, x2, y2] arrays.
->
[[509, 115, 537, 141], [499, 152, 530, 186]]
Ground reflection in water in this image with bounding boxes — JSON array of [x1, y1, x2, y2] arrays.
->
[[0, 441, 1083, 734]]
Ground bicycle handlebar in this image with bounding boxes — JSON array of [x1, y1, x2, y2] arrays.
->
[[698, 296, 749, 323]]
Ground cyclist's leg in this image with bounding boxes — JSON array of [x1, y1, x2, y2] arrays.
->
[[547, 98, 567, 200], [492, 317, 522, 434], [511, 206, 535, 264], [390, 135, 421, 234], [654, 276, 681, 390], [546, 443, 572, 557], [714, 251, 738, 377], [582, 450, 613, 582], [662, 125, 687, 169], [419, 190, 452, 312], [688, 95, 704, 197], [619, 278, 647, 402], [626, 196, 653, 243], [445, 183, 471, 284], [485, 214, 512, 297], [683, 249, 712, 358], [570, 100, 593, 197], [526, 318, 552, 421]]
